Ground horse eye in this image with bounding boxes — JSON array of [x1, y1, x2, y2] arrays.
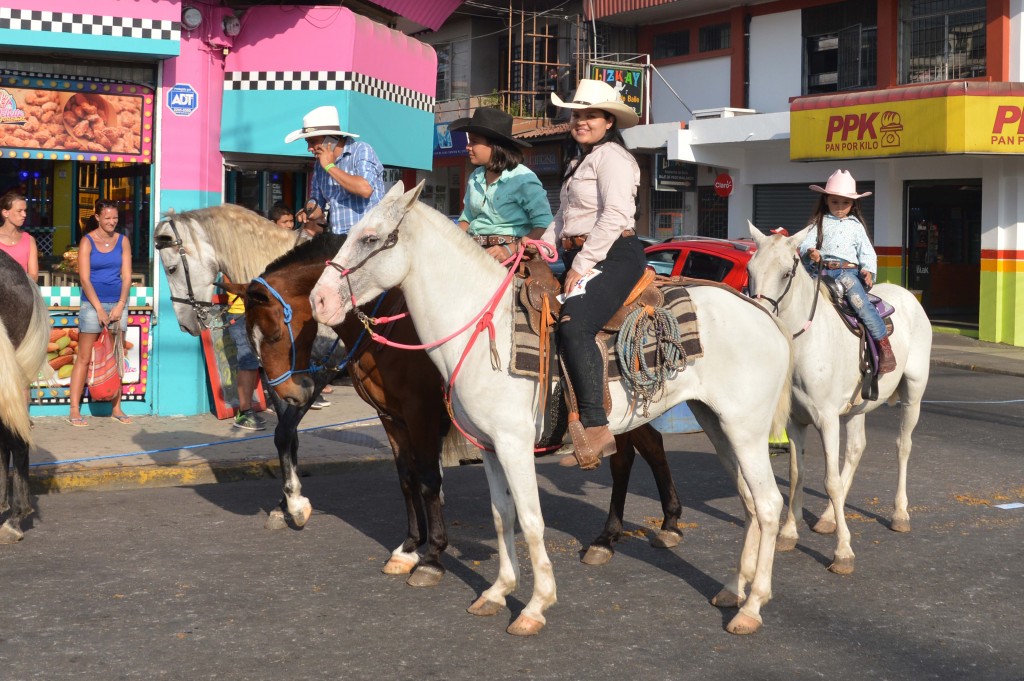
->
[[362, 234, 379, 245], [167, 265, 178, 274]]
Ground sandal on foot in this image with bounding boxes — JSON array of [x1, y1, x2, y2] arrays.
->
[[68, 416, 89, 427], [111, 414, 132, 425]]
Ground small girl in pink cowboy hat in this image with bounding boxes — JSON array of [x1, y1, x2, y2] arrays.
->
[[799, 169, 896, 374]]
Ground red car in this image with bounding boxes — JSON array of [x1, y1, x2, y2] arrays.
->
[[644, 235, 757, 292]]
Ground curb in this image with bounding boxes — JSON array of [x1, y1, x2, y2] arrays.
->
[[29, 454, 394, 495], [931, 358, 1024, 378]]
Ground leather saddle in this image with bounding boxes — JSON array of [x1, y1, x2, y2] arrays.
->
[[819, 276, 896, 400]]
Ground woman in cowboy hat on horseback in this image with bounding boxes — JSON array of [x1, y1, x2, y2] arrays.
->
[[800, 169, 896, 374], [540, 79, 644, 469], [449, 107, 553, 261]]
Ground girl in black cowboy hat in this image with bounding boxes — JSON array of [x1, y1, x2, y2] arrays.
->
[[449, 107, 553, 262]]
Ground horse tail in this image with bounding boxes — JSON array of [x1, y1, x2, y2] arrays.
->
[[0, 288, 48, 445]]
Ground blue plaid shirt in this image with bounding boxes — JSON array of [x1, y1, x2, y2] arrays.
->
[[309, 139, 385, 234], [798, 214, 878, 276]]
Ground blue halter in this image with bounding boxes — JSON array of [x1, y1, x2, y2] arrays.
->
[[251, 276, 382, 387]]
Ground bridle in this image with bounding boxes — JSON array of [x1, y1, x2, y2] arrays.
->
[[752, 254, 822, 339], [249, 276, 385, 388], [154, 219, 217, 329]]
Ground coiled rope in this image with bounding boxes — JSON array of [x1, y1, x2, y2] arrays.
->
[[616, 304, 688, 417]]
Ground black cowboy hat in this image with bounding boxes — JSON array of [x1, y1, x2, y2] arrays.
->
[[448, 107, 531, 148]]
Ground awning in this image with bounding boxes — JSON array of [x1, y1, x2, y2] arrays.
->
[[790, 81, 1024, 161], [370, 0, 464, 31]]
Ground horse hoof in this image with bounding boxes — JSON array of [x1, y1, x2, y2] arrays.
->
[[581, 545, 614, 566], [726, 612, 762, 635], [406, 565, 444, 588], [711, 588, 743, 609], [650, 529, 682, 549], [890, 517, 911, 533], [828, 556, 855, 575], [812, 518, 837, 534], [467, 596, 503, 617], [0, 523, 24, 544], [291, 501, 312, 528], [382, 555, 418, 575], [775, 535, 798, 552], [507, 615, 544, 636], [264, 508, 288, 531]]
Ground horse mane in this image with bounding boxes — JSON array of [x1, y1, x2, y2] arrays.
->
[[163, 204, 298, 281], [263, 232, 347, 275], [407, 200, 505, 274]]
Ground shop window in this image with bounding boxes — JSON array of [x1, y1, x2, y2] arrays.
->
[[436, 40, 470, 102], [653, 31, 690, 60], [698, 24, 730, 52], [803, 1, 877, 94], [900, 0, 985, 83]]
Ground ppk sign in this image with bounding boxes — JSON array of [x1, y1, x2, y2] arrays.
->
[[791, 85, 1024, 161], [589, 62, 644, 121], [166, 83, 198, 117]]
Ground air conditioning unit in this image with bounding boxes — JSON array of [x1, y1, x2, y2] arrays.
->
[[691, 107, 757, 120]]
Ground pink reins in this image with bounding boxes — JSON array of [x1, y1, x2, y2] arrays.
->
[[325, 238, 561, 453]]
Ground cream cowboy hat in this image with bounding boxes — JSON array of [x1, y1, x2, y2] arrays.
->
[[551, 79, 640, 129], [284, 105, 359, 144], [810, 169, 872, 200]]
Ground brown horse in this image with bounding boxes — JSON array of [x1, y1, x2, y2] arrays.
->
[[227, 235, 687, 582]]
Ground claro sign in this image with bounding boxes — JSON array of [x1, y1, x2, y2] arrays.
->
[[790, 83, 1024, 161]]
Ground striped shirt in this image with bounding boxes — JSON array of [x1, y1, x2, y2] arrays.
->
[[309, 139, 385, 235]]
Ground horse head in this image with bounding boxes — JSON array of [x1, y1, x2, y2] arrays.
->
[[746, 221, 814, 314], [154, 214, 220, 336], [311, 181, 423, 327]]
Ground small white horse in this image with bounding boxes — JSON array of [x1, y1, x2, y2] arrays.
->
[[311, 182, 794, 636], [746, 223, 932, 574]]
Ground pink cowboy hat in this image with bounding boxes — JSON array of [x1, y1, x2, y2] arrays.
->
[[809, 169, 872, 200]]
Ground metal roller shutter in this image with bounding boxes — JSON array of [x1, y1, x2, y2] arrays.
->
[[754, 183, 875, 239]]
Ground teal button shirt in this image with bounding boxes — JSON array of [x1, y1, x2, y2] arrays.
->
[[459, 165, 553, 237]]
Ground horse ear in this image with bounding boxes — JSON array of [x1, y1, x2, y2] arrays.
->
[[216, 281, 248, 298], [788, 225, 814, 248], [392, 180, 426, 215], [747, 220, 767, 245]]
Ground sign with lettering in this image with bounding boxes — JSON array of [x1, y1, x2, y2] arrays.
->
[[167, 83, 198, 117], [791, 86, 1024, 160], [588, 62, 645, 121], [654, 153, 696, 191], [714, 173, 733, 198]]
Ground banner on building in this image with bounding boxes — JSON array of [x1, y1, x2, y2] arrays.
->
[[588, 62, 645, 121], [654, 153, 697, 191], [0, 72, 154, 164]]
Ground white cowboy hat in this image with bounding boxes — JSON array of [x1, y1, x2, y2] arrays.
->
[[284, 105, 359, 144], [810, 169, 872, 200], [551, 79, 639, 129]]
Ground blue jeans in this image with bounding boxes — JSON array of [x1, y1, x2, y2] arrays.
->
[[226, 313, 260, 371], [824, 269, 887, 340]]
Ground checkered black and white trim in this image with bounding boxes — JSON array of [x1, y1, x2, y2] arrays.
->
[[225, 71, 434, 112], [0, 8, 180, 42]]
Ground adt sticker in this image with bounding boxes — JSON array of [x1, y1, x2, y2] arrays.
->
[[167, 84, 198, 117]]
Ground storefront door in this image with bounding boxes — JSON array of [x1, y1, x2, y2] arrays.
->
[[905, 180, 981, 326]]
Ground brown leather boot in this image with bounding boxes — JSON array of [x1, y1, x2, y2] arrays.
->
[[565, 422, 617, 470], [877, 336, 897, 375]]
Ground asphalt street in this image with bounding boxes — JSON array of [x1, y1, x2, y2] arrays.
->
[[0, 365, 1021, 680]]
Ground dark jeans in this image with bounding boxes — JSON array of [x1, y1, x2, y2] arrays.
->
[[558, 236, 646, 427]]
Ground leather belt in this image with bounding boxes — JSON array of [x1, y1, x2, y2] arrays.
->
[[471, 234, 521, 247], [822, 260, 858, 270], [560, 229, 636, 252]]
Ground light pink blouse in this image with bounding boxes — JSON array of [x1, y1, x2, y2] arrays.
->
[[542, 142, 640, 275]]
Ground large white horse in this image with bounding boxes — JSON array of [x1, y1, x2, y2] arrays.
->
[[745, 223, 932, 574], [311, 182, 793, 636]]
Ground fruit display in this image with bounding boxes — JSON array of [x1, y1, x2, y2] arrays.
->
[[47, 327, 78, 379]]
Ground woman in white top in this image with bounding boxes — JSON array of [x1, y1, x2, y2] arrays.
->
[[541, 79, 644, 469]]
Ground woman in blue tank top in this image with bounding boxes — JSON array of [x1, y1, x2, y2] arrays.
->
[[68, 199, 132, 427]]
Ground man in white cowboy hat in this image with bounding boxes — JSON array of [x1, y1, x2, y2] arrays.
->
[[285, 105, 385, 236]]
